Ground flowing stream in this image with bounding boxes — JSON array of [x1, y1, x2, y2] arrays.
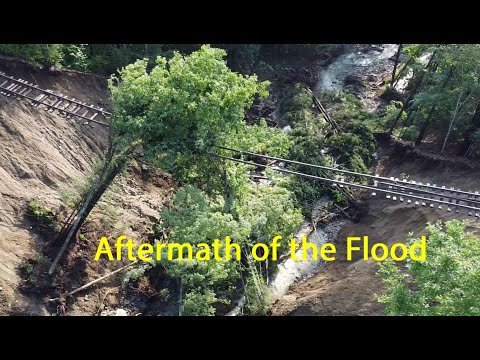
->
[[228, 44, 399, 315], [316, 44, 398, 93]]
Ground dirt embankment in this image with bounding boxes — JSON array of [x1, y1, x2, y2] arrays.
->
[[271, 135, 480, 316], [0, 57, 173, 315]]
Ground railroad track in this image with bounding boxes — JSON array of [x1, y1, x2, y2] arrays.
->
[[212, 146, 480, 217], [1, 70, 477, 216], [0, 72, 111, 127]]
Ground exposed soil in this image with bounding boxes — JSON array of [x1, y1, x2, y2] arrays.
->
[[0, 57, 173, 315], [271, 136, 480, 316]]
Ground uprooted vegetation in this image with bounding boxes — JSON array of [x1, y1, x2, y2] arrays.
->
[[2, 44, 393, 316], [279, 84, 377, 216]]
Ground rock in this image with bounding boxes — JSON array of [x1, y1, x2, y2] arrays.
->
[[18, 168, 30, 179], [0, 286, 3, 291], [115, 309, 128, 316], [282, 125, 292, 133]]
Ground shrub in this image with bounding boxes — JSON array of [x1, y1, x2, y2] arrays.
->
[[378, 220, 480, 315]]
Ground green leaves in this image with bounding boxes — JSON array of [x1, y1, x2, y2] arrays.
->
[[235, 180, 303, 250], [110, 45, 269, 171], [393, 44, 480, 146], [379, 220, 480, 316], [159, 186, 245, 315]]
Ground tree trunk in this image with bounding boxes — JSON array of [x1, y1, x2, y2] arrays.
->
[[441, 90, 472, 154], [48, 135, 137, 275], [391, 44, 403, 86], [389, 50, 437, 133], [441, 91, 463, 153], [415, 105, 437, 146], [392, 45, 426, 87], [460, 101, 480, 154], [48, 154, 128, 275], [470, 101, 480, 128], [415, 68, 454, 146]]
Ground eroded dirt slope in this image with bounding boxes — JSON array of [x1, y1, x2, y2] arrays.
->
[[272, 137, 480, 316], [0, 57, 173, 315], [0, 57, 110, 314]]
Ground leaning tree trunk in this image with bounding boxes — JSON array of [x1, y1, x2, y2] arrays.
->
[[48, 139, 136, 275], [415, 68, 454, 146], [461, 101, 480, 154], [441, 89, 472, 154], [415, 105, 437, 146], [389, 50, 437, 133], [391, 44, 403, 86], [392, 45, 426, 87]]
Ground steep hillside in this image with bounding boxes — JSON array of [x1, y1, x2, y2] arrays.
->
[[271, 136, 480, 316], [0, 57, 172, 315]]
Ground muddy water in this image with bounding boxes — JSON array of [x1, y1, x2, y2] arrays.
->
[[269, 218, 346, 299]]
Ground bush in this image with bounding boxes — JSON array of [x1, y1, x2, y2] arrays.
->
[[0, 44, 64, 67], [182, 289, 218, 316], [27, 200, 60, 233], [398, 125, 419, 142], [378, 220, 480, 315]]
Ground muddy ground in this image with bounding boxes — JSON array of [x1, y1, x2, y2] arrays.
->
[[271, 137, 480, 316], [0, 56, 173, 315]]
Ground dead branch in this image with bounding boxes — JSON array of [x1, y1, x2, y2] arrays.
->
[[305, 87, 341, 133], [49, 261, 137, 303], [334, 204, 352, 219], [96, 286, 120, 316]]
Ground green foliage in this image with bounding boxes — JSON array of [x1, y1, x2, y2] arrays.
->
[[235, 179, 303, 251], [227, 119, 292, 158], [182, 289, 218, 316], [19, 254, 50, 288], [327, 123, 375, 173], [27, 200, 60, 233], [0, 44, 333, 78], [61, 44, 89, 71], [109, 45, 269, 172], [378, 220, 480, 315], [279, 85, 376, 212], [389, 44, 480, 148], [0, 44, 64, 67], [321, 93, 376, 173], [244, 274, 270, 315], [397, 125, 419, 142], [158, 185, 246, 315], [19, 259, 38, 285], [155, 180, 302, 315], [282, 86, 313, 113]]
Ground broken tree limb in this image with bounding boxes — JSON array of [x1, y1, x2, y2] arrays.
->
[[48, 261, 137, 302], [305, 87, 341, 133], [48, 139, 142, 275], [334, 204, 352, 219]]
